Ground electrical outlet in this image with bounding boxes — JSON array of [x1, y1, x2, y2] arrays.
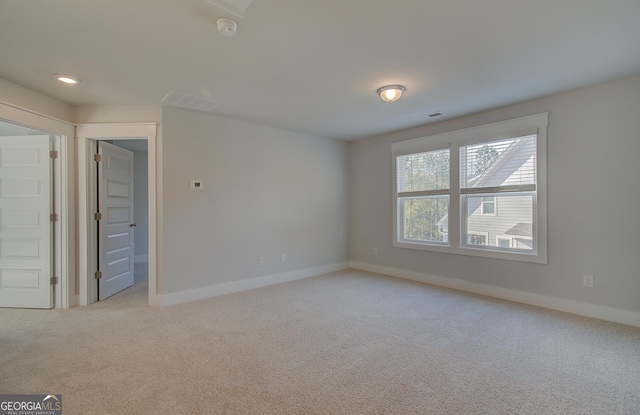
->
[[583, 274, 594, 288], [281, 254, 286, 263], [373, 248, 378, 256], [258, 256, 264, 266]]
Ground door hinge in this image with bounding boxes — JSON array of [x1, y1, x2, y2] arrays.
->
[[95, 212, 102, 220], [94, 153, 102, 162], [50, 213, 58, 222], [50, 276, 59, 285], [50, 150, 58, 159], [95, 271, 103, 280]]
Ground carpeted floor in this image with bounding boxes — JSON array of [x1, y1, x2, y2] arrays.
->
[[1, 266, 639, 414]]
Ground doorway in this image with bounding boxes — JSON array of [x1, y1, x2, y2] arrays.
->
[[100, 140, 148, 300], [0, 103, 73, 309], [76, 124, 157, 306]]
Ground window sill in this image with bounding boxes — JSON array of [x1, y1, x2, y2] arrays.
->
[[393, 240, 547, 264]]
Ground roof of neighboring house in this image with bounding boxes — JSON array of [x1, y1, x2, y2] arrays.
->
[[505, 223, 532, 237], [467, 138, 527, 188]]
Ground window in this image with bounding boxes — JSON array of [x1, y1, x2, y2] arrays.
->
[[467, 232, 488, 246], [481, 196, 496, 215], [460, 135, 536, 251], [392, 113, 548, 263], [497, 236, 512, 248], [396, 148, 449, 244]]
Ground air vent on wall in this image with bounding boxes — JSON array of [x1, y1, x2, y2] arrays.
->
[[161, 91, 221, 113]]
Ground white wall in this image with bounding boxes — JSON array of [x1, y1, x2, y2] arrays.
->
[[350, 74, 640, 315], [161, 107, 350, 295], [0, 78, 74, 122], [73, 105, 161, 125]]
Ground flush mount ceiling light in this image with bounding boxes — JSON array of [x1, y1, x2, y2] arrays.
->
[[377, 84, 405, 103], [55, 74, 79, 84], [217, 18, 238, 36]]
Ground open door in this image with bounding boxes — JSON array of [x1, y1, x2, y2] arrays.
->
[[0, 135, 53, 308], [97, 141, 135, 300]]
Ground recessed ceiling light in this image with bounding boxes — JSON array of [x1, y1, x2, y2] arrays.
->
[[55, 74, 79, 84]]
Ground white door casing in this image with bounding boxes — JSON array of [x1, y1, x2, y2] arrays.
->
[[98, 141, 135, 300], [76, 123, 157, 306], [0, 135, 53, 308]]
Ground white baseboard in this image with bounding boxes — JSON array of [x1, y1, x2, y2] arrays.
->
[[350, 261, 640, 328], [158, 262, 350, 307], [135, 255, 149, 263]]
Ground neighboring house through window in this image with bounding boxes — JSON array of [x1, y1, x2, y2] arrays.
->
[[392, 113, 548, 263]]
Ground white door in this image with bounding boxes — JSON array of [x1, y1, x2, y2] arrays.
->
[[0, 135, 53, 308], [98, 142, 135, 300]]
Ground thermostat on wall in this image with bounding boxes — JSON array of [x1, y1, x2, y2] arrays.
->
[[190, 180, 203, 190]]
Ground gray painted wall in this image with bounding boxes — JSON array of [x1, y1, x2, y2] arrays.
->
[[0, 78, 74, 121], [350, 74, 640, 313], [161, 106, 350, 295]]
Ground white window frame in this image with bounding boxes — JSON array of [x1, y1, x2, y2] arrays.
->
[[392, 113, 548, 264]]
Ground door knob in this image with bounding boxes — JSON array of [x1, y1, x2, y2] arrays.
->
[[129, 223, 137, 227]]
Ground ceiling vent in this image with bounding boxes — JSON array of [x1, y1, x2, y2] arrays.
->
[[161, 91, 221, 113], [412, 112, 445, 121]]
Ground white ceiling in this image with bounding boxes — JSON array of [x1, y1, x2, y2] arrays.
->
[[1, 0, 640, 141]]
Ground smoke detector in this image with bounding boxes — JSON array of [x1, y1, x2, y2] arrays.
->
[[217, 19, 237, 36]]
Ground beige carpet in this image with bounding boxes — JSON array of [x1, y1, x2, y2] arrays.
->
[[1, 267, 639, 415]]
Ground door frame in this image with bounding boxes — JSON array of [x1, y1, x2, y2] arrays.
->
[[76, 124, 157, 306], [0, 101, 73, 308]]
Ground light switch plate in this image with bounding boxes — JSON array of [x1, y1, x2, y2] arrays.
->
[[190, 180, 203, 190]]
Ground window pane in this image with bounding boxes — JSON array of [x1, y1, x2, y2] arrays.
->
[[498, 238, 512, 248], [460, 135, 536, 189], [402, 197, 449, 243], [481, 196, 495, 215], [468, 234, 487, 245], [464, 194, 533, 251], [397, 149, 449, 193]]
